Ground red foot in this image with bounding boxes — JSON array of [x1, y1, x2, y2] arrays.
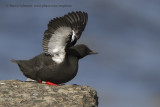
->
[[40, 81, 59, 86], [46, 82, 59, 86]]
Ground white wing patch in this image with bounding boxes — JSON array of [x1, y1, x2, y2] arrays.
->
[[48, 26, 72, 63], [71, 30, 76, 42], [52, 52, 65, 64]]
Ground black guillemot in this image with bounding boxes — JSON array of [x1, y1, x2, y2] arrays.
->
[[11, 11, 97, 86]]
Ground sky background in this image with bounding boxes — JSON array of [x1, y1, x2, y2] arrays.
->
[[1, 0, 160, 107]]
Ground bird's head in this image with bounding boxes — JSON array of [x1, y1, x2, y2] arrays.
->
[[69, 44, 98, 59]]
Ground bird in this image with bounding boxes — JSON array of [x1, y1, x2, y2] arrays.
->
[[11, 11, 97, 86]]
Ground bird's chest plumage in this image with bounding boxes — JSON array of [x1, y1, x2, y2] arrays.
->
[[38, 55, 79, 84], [54, 57, 78, 78]]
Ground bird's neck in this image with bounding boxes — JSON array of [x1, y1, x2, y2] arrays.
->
[[65, 54, 78, 68], [67, 47, 81, 59]]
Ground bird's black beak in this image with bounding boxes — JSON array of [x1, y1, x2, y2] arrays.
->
[[88, 51, 98, 54]]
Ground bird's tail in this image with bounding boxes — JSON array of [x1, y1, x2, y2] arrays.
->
[[10, 59, 18, 63]]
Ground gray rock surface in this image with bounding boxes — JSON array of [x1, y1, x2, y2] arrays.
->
[[0, 80, 98, 107]]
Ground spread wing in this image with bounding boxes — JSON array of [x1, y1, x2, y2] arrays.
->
[[64, 11, 88, 46], [42, 11, 88, 63], [43, 17, 72, 56]]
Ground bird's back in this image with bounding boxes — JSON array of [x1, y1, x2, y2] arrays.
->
[[11, 54, 54, 80]]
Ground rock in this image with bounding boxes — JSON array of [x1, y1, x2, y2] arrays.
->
[[0, 80, 98, 107]]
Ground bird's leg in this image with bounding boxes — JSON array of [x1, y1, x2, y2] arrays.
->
[[40, 81, 59, 86], [46, 81, 59, 86]]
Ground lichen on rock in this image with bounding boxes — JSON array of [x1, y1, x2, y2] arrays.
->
[[0, 80, 98, 107]]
